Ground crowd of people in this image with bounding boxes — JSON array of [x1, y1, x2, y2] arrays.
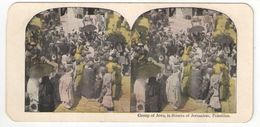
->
[[24, 7, 237, 113], [25, 8, 130, 112], [132, 8, 237, 112]]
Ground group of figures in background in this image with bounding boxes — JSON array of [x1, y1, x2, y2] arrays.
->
[[25, 7, 237, 113]]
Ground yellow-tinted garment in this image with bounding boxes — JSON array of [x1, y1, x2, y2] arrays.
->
[[213, 63, 225, 74], [75, 63, 85, 87], [213, 14, 237, 43], [182, 46, 191, 61], [106, 13, 121, 34], [119, 26, 131, 45], [106, 62, 120, 73]]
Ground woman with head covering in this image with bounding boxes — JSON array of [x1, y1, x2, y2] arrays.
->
[[80, 60, 96, 99], [166, 65, 182, 110], [59, 66, 74, 109], [38, 76, 55, 112]]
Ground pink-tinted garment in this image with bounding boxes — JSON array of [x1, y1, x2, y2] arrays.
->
[[59, 72, 74, 108]]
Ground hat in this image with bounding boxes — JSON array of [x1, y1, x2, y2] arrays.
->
[[94, 57, 100, 63], [49, 43, 54, 46], [159, 55, 164, 61], [85, 41, 90, 46], [30, 42, 37, 46], [216, 57, 221, 63], [108, 56, 113, 61], [137, 43, 143, 46], [56, 40, 62, 44], [51, 55, 57, 60], [87, 61, 94, 67]]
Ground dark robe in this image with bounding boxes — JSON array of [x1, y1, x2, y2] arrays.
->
[[145, 77, 161, 112], [38, 76, 55, 112], [80, 67, 96, 99], [94, 76, 103, 99], [199, 76, 210, 99], [157, 74, 168, 110], [113, 68, 122, 100], [189, 68, 203, 99]]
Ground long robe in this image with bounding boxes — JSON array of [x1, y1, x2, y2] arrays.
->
[[112, 68, 122, 100], [102, 73, 114, 109], [145, 77, 160, 112], [80, 67, 96, 99], [157, 74, 168, 109], [166, 72, 182, 108], [59, 72, 74, 108], [133, 78, 146, 112], [189, 68, 203, 99], [181, 64, 192, 96], [94, 75, 103, 99], [74, 63, 84, 95], [39, 76, 55, 112], [209, 74, 221, 109]]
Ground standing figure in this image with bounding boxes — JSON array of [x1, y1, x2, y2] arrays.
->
[[74, 59, 85, 96], [166, 67, 182, 110], [101, 73, 114, 111], [181, 58, 192, 96], [209, 73, 222, 112], [145, 77, 161, 112], [38, 76, 55, 112], [188, 62, 203, 99], [59, 67, 74, 109], [80, 61, 96, 99]]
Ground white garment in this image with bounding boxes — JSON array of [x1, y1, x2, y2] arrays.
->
[[194, 47, 203, 60], [87, 46, 95, 58], [61, 54, 69, 66], [27, 78, 40, 112], [166, 72, 182, 107]]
